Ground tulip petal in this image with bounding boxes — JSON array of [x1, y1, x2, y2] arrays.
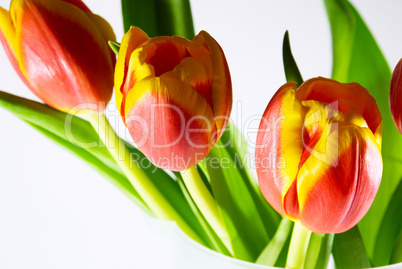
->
[[193, 31, 232, 139], [256, 82, 304, 217], [85, 13, 116, 74], [297, 77, 382, 143], [297, 124, 382, 233], [0, 6, 40, 95], [60, 0, 91, 12], [119, 34, 212, 120], [85, 13, 116, 44], [115, 26, 149, 116], [171, 35, 209, 59], [142, 37, 189, 77], [124, 74, 215, 171], [172, 55, 213, 108], [0, 7, 15, 53], [11, 0, 114, 112]]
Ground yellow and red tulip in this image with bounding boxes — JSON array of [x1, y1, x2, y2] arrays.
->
[[256, 77, 383, 233], [0, 0, 116, 113], [390, 58, 402, 134], [115, 27, 232, 171]]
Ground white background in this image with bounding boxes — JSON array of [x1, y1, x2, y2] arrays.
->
[[0, 0, 401, 268]]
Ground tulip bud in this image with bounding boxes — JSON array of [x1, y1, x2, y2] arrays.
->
[[0, 0, 116, 113], [389, 58, 402, 133], [256, 77, 383, 233], [115, 27, 232, 171]]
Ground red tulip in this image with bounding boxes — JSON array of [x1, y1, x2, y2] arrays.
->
[[115, 27, 232, 171], [390, 58, 402, 133], [0, 0, 116, 113], [256, 77, 383, 233]]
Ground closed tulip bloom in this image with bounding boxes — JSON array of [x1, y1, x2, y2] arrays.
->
[[0, 0, 116, 113], [390, 58, 402, 133], [256, 77, 383, 233], [115, 27, 232, 171]]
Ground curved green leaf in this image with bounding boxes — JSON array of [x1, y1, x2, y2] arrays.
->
[[199, 123, 280, 262], [121, 0, 195, 39], [175, 172, 231, 255], [324, 0, 402, 259], [332, 226, 371, 269], [108, 41, 120, 55], [304, 233, 324, 269], [304, 233, 334, 269], [256, 218, 293, 266], [283, 31, 303, 86], [218, 122, 281, 239], [314, 233, 334, 269], [390, 231, 402, 264], [121, 0, 158, 36], [374, 178, 402, 265]]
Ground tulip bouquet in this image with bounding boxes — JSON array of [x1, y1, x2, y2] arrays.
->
[[0, 0, 401, 268]]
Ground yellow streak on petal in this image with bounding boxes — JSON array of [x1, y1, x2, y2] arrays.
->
[[128, 45, 155, 80], [277, 88, 305, 203], [296, 101, 344, 213], [115, 26, 149, 111], [0, 7, 16, 53], [296, 100, 379, 212]]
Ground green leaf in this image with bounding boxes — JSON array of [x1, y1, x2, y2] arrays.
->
[[390, 231, 402, 264], [332, 226, 371, 268], [304, 233, 324, 269], [121, 0, 158, 36], [282, 31, 303, 86], [199, 124, 280, 262], [304, 233, 334, 269], [108, 41, 120, 55], [314, 233, 334, 269], [218, 122, 281, 239], [324, 0, 402, 258], [175, 172, 231, 255], [199, 151, 253, 260], [374, 178, 402, 266], [0, 90, 205, 241], [121, 0, 195, 39], [256, 218, 293, 266], [275, 233, 291, 268]]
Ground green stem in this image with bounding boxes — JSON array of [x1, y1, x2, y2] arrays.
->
[[87, 113, 203, 244], [256, 217, 293, 266], [286, 221, 312, 269], [180, 166, 233, 255]]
